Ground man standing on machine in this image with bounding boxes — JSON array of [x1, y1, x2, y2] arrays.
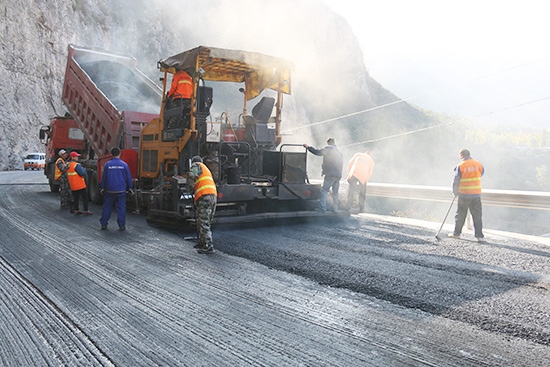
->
[[303, 138, 343, 212], [165, 69, 192, 129]]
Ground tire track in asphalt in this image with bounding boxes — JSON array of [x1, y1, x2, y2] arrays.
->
[[0, 255, 115, 366], [0, 186, 457, 366], [0, 189, 372, 365], [2, 184, 454, 365], [2, 176, 549, 366], [214, 221, 550, 346]]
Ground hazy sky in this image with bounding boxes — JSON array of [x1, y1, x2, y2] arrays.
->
[[322, 0, 550, 122], [323, 0, 549, 80]]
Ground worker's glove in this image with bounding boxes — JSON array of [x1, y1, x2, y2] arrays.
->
[[100, 188, 105, 196], [128, 188, 135, 195]]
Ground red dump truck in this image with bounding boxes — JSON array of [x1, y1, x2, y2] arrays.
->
[[61, 45, 160, 204], [57, 44, 344, 229]]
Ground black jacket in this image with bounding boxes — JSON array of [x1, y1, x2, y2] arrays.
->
[[307, 145, 343, 178]]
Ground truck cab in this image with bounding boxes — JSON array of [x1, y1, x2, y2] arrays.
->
[[39, 116, 85, 192]]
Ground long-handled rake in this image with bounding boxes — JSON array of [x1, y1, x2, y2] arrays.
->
[[435, 195, 457, 240]]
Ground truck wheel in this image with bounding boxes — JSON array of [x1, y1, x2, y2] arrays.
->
[[89, 171, 102, 205]]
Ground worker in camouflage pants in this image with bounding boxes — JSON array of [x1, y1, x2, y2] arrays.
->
[[55, 149, 72, 209], [187, 156, 217, 254]]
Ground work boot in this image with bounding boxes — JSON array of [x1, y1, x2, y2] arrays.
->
[[476, 237, 486, 243], [197, 246, 214, 254], [447, 233, 461, 239]]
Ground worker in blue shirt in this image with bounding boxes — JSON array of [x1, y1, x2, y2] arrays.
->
[[99, 147, 133, 230]]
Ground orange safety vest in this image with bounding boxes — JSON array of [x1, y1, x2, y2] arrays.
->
[[458, 159, 483, 195], [54, 157, 66, 180], [67, 161, 86, 191], [346, 152, 375, 185], [194, 162, 217, 202], [168, 70, 192, 99]]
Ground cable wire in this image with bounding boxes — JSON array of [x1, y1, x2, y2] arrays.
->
[[282, 56, 550, 138], [342, 95, 550, 148]]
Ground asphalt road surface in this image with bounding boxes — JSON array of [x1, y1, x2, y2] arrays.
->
[[1, 171, 549, 366]]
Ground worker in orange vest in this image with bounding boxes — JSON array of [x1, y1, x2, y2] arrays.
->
[[449, 148, 485, 242], [67, 151, 92, 215], [165, 69, 193, 129], [187, 156, 217, 254], [346, 151, 375, 212], [168, 69, 193, 100]]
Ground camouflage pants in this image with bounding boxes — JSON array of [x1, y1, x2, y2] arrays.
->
[[59, 175, 72, 207], [195, 194, 217, 248]]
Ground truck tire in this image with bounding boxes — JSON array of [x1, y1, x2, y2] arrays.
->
[[89, 171, 102, 205], [49, 167, 59, 193]]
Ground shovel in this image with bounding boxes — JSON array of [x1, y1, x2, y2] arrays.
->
[[435, 195, 457, 240]]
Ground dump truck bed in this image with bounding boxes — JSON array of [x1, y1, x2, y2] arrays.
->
[[61, 44, 161, 156]]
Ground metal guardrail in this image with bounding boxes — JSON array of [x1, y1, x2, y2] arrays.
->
[[366, 183, 550, 211]]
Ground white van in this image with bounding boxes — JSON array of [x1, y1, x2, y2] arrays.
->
[[24, 152, 46, 170]]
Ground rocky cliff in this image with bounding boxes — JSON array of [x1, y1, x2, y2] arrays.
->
[[0, 0, 430, 170]]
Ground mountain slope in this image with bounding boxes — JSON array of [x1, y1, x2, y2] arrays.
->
[[0, 0, 431, 170]]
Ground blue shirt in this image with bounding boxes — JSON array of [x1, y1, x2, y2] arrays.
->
[[100, 157, 133, 193]]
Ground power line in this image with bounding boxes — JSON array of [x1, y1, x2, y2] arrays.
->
[[342, 95, 550, 148], [343, 122, 453, 147], [282, 56, 550, 135]]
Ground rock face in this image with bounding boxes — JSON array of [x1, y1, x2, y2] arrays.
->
[[0, 0, 428, 170]]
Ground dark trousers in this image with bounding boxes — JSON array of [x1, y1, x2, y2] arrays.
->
[[320, 176, 340, 211], [72, 188, 89, 212], [454, 196, 484, 238], [347, 176, 367, 212], [100, 192, 127, 228]]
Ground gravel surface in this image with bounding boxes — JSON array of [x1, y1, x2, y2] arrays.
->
[[1, 171, 549, 366]]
